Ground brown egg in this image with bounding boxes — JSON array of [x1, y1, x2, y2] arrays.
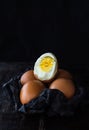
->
[[20, 80, 45, 104], [49, 78, 75, 99], [20, 70, 36, 85], [56, 69, 73, 80]]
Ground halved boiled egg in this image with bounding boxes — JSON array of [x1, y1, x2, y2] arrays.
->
[[34, 52, 58, 83]]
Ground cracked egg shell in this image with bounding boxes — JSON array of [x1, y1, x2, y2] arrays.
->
[[34, 52, 58, 83]]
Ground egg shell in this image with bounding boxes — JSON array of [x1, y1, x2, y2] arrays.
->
[[20, 70, 36, 85], [49, 78, 75, 99], [20, 80, 45, 104], [56, 69, 73, 80]]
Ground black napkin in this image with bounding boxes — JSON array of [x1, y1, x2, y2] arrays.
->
[[0, 67, 86, 117]]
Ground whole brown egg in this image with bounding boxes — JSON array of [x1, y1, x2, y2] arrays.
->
[[20, 70, 36, 85], [20, 80, 45, 104], [56, 69, 73, 80], [49, 78, 75, 99]]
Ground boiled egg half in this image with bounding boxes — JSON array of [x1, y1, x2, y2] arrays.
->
[[34, 52, 58, 82]]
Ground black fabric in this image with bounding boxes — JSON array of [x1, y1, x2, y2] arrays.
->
[[19, 87, 84, 117], [0, 63, 89, 130], [0, 113, 41, 130], [0, 65, 85, 116]]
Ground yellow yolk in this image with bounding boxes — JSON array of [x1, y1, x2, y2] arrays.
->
[[34, 52, 58, 82], [39, 56, 54, 72]]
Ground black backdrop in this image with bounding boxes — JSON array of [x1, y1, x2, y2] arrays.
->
[[0, 0, 89, 68], [0, 1, 89, 129]]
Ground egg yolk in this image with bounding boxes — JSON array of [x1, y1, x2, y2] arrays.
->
[[39, 56, 55, 72]]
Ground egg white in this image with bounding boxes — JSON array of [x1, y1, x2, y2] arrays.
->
[[34, 52, 58, 81]]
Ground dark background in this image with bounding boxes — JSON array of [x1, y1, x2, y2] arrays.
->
[[0, 1, 89, 129], [0, 0, 89, 68]]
